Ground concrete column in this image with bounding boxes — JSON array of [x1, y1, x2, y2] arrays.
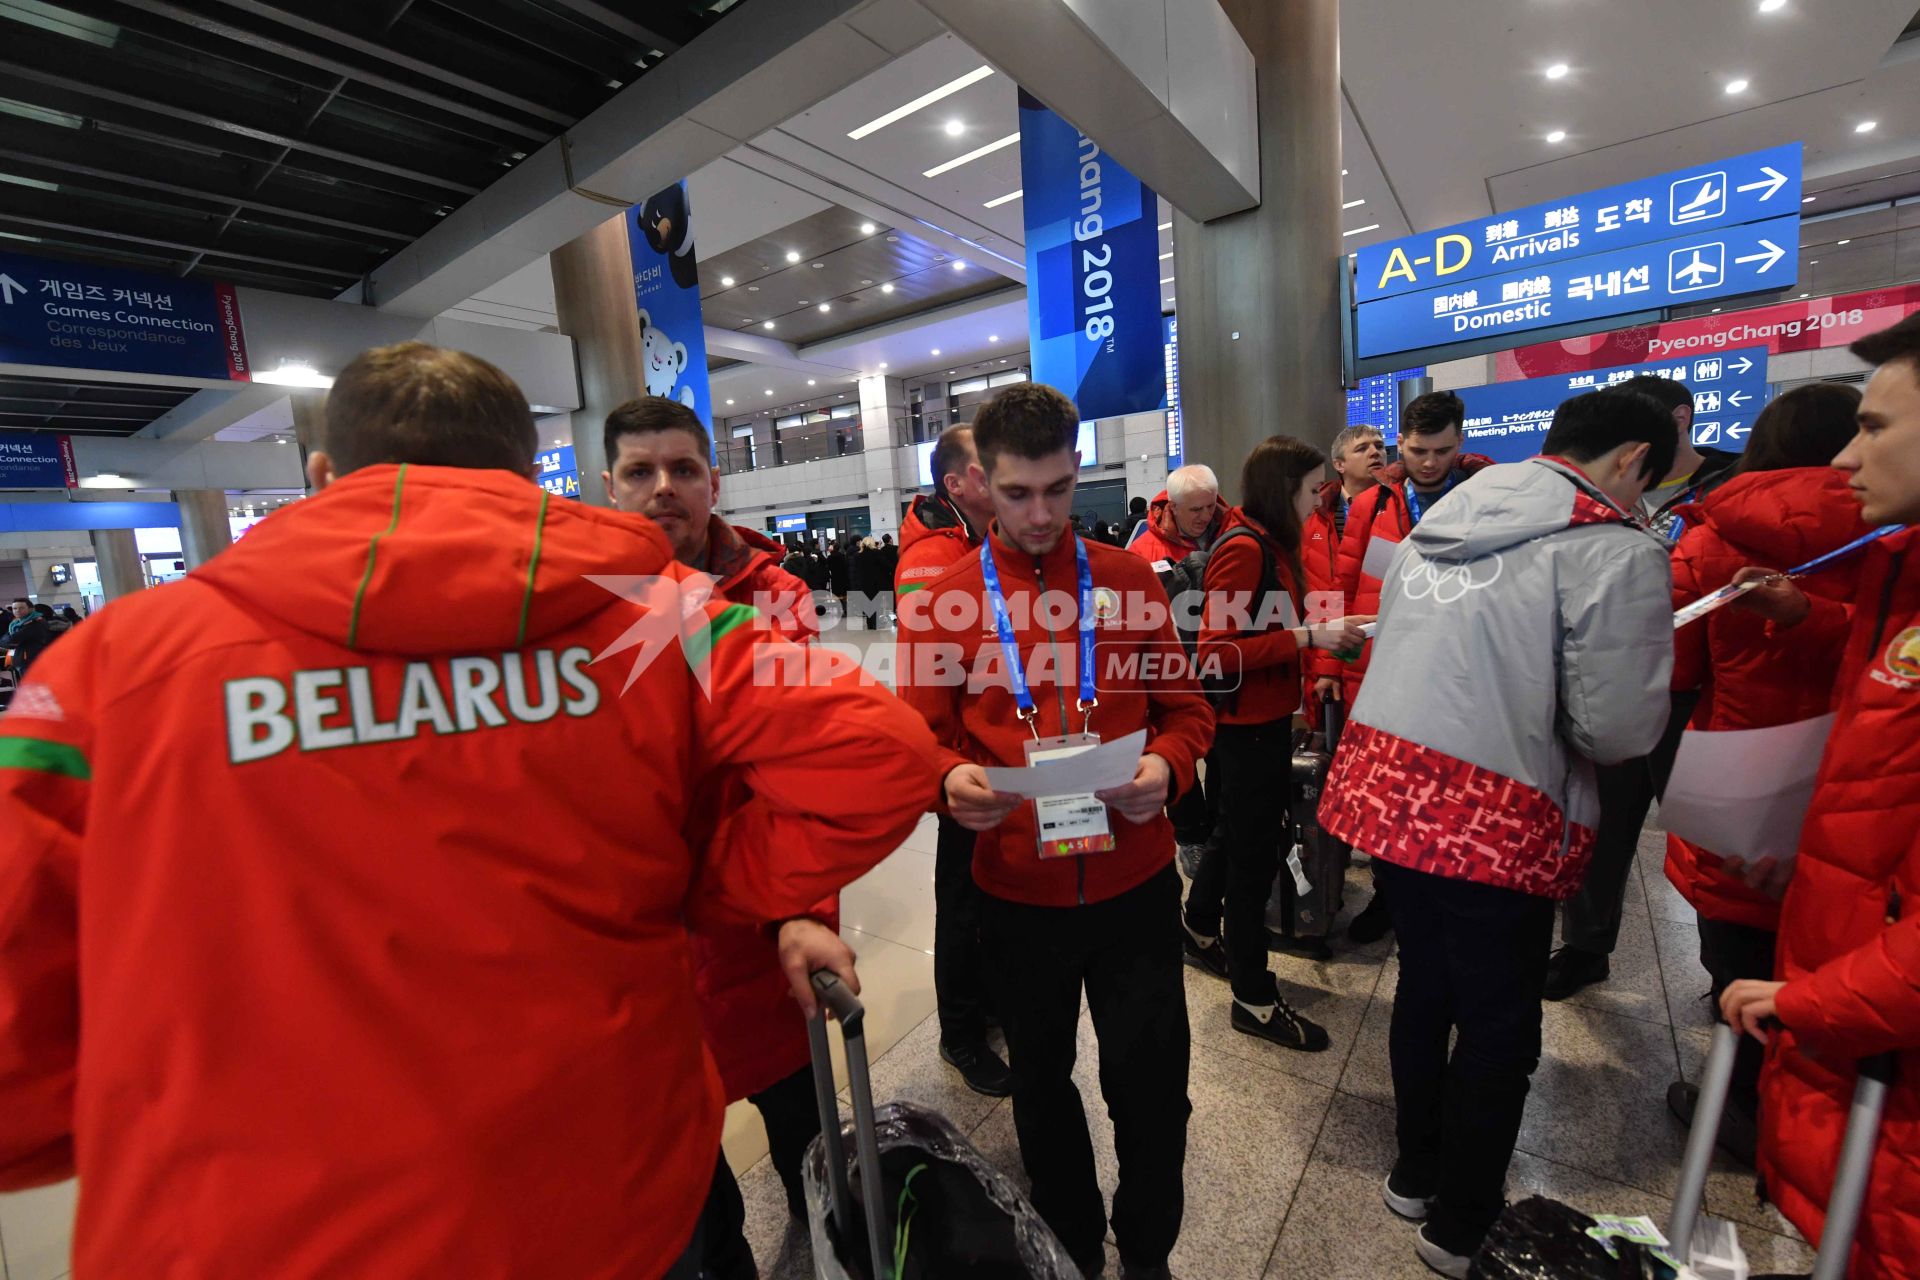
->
[[858, 374, 909, 538], [173, 489, 233, 569], [1174, 0, 1344, 497], [551, 212, 643, 509], [90, 529, 145, 601]]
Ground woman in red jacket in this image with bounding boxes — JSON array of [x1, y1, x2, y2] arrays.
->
[[1183, 435, 1368, 1052], [1663, 383, 1864, 1159]]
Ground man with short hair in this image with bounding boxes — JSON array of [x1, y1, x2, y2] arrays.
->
[[1127, 464, 1227, 565], [894, 424, 1013, 1097], [1305, 426, 1387, 706], [0, 342, 942, 1278], [899, 382, 1213, 1280], [1720, 311, 1920, 1280], [1320, 387, 1677, 1277], [1625, 373, 1741, 542]]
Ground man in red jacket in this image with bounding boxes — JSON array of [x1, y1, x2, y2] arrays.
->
[[1304, 425, 1387, 709], [603, 396, 832, 1274], [1722, 312, 1920, 1280], [0, 342, 942, 1279], [898, 382, 1213, 1280], [894, 424, 1013, 1097], [1126, 464, 1227, 565]]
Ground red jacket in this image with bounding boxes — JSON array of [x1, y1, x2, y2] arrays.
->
[[898, 530, 1214, 906], [690, 519, 831, 1101], [1198, 508, 1305, 726], [1332, 455, 1495, 698], [1761, 527, 1920, 1280], [1663, 468, 1865, 931], [1301, 479, 1375, 688], [1127, 489, 1229, 568], [0, 465, 940, 1277], [895, 492, 980, 626]]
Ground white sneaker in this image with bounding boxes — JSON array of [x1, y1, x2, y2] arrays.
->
[[1413, 1225, 1472, 1279], [1382, 1172, 1434, 1221]]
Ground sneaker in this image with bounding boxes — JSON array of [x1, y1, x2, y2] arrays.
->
[[939, 1039, 1012, 1097], [1666, 1079, 1758, 1165], [1345, 895, 1394, 944], [1176, 841, 1207, 879], [1413, 1224, 1473, 1279], [1542, 946, 1610, 1001], [1231, 995, 1331, 1052], [1383, 1169, 1436, 1221], [1182, 919, 1229, 981]]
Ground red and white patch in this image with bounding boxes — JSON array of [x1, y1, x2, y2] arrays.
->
[[5, 684, 64, 721]]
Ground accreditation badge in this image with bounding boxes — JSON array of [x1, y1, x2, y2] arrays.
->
[[1024, 733, 1115, 859]]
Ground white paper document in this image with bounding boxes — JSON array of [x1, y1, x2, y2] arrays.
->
[[983, 729, 1147, 799], [1673, 578, 1763, 630], [1361, 533, 1400, 582], [1658, 713, 1836, 865]]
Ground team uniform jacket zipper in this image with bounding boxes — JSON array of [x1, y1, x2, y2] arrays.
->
[[1033, 557, 1086, 905]]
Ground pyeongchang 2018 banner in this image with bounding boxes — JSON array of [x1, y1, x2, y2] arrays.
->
[[1019, 90, 1167, 423], [624, 181, 712, 435]]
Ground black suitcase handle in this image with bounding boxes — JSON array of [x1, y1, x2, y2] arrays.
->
[[807, 970, 892, 1280]]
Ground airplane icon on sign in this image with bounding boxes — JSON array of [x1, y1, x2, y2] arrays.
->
[[1669, 242, 1726, 292], [1671, 171, 1728, 224]]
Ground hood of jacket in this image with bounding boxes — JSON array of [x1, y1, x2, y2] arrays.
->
[[900, 492, 974, 552], [1406, 456, 1635, 563], [1146, 490, 1229, 553], [194, 463, 673, 655], [1672, 466, 1867, 568]]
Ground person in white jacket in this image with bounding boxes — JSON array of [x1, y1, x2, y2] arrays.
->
[[1318, 386, 1678, 1278]]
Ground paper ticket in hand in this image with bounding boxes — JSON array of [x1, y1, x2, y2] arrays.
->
[[981, 730, 1146, 799], [1672, 579, 1763, 630]]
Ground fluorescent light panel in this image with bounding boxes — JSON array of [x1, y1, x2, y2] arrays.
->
[[848, 66, 995, 140], [983, 189, 1023, 208], [1343, 223, 1381, 236], [924, 131, 1019, 178], [1343, 198, 1366, 209]]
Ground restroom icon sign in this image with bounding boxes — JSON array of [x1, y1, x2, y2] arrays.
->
[[1693, 358, 1723, 382]]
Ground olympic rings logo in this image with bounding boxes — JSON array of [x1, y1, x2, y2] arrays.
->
[[1399, 553, 1505, 604]]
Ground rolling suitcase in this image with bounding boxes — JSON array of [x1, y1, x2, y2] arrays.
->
[[1668, 1022, 1893, 1280], [1267, 695, 1352, 959], [801, 972, 1081, 1280]]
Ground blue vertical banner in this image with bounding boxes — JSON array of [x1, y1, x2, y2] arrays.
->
[[1019, 90, 1166, 421], [624, 182, 712, 434]]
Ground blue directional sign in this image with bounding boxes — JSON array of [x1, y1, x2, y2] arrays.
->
[[535, 444, 580, 499], [1356, 216, 1797, 359], [0, 249, 252, 380], [0, 431, 76, 489], [1356, 144, 1801, 304], [1454, 346, 1771, 464]]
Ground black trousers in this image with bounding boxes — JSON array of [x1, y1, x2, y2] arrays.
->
[[1377, 859, 1557, 1252], [698, 1064, 821, 1278], [1697, 917, 1778, 1119], [1166, 746, 1218, 848], [680, 1153, 733, 1279], [933, 813, 989, 1047], [1562, 692, 1692, 954], [1184, 720, 1291, 1005], [981, 866, 1192, 1269]]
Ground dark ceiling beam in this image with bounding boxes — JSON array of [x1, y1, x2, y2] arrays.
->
[[201, 0, 578, 127], [0, 212, 364, 279], [533, 0, 701, 52], [442, 0, 649, 80], [95, 0, 555, 143], [0, 59, 485, 197]]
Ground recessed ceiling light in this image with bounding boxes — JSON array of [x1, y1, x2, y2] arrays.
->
[[879, 362, 889, 369], [1758, 0, 1786, 11], [798, 299, 810, 306], [1158, 221, 1172, 230], [881, 283, 895, 294], [983, 189, 1023, 209], [1712, 308, 1722, 313], [785, 250, 800, 263], [1160, 276, 1174, 284], [764, 389, 774, 395], [812, 262, 824, 269], [1855, 120, 1877, 133], [818, 302, 831, 312], [1341, 169, 1348, 176], [763, 320, 775, 329], [1803, 195, 1815, 203], [944, 118, 965, 137], [1545, 63, 1569, 79], [931, 348, 941, 355], [1800, 293, 1810, 298], [1836, 238, 1851, 245], [859, 222, 876, 234], [988, 334, 999, 341], [1343, 197, 1367, 209], [1725, 78, 1749, 94], [924, 131, 1020, 178], [747, 285, 759, 292], [952, 260, 967, 271], [1159, 252, 1172, 260], [861, 278, 873, 285], [1342, 223, 1382, 236], [725, 398, 735, 405], [846, 65, 995, 139], [807, 379, 816, 386], [720, 275, 735, 287], [1546, 130, 1567, 143]]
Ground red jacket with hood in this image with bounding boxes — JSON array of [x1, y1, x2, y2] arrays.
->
[[1663, 468, 1865, 931], [1332, 455, 1495, 698], [1197, 508, 1306, 726], [1302, 479, 1378, 692], [894, 491, 980, 623], [0, 465, 941, 1278], [689, 517, 832, 1101], [898, 529, 1214, 906], [1759, 527, 1920, 1280], [1127, 489, 1229, 568]]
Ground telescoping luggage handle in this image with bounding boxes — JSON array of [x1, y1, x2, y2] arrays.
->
[[808, 970, 893, 1280], [1669, 1022, 1895, 1279]]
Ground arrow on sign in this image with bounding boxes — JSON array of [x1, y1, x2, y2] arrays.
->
[[1730, 357, 1755, 374], [1728, 423, 1749, 440], [1733, 240, 1786, 273], [1728, 390, 1752, 407], [1735, 167, 1790, 202], [0, 273, 23, 305]]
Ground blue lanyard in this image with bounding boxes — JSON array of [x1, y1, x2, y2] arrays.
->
[[1785, 524, 1907, 577], [1404, 472, 1457, 525], [979, 536, 1098, 733]]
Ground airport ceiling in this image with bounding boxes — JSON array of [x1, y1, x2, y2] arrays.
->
[[0, 0, 746, 296], [0, 370, 193, 435]]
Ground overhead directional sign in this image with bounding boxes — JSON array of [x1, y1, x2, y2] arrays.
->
[[1356, 215, 1797, 358], [535, 444, 580, 499], [0, 249, 250, 381], [0, 430, 76, 489], [1455, 345, 1772, 463], [1356, 143, 1801, 304]]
